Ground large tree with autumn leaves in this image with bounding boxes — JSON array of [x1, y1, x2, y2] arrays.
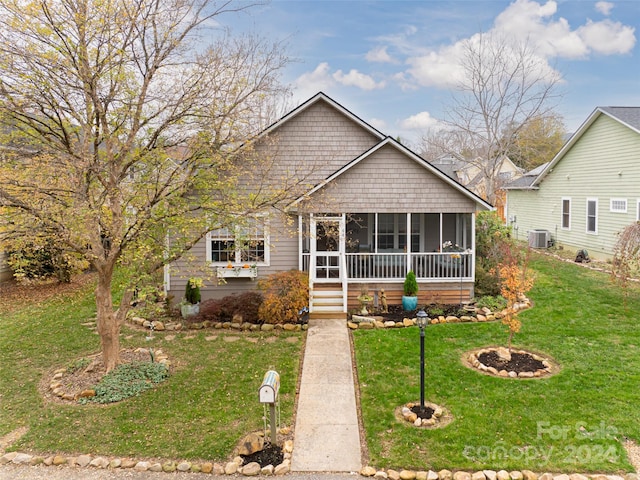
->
[[0, 0, 304, 371]]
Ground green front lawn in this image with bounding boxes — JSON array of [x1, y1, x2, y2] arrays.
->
[[0, 277, 302, 461], [354, 252, 640, 473]]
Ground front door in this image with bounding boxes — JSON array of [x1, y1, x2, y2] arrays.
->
[[310, 215, 345, 282]]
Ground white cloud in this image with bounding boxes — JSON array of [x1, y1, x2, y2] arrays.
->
[[366, 46, 394, 63], [295, 62, 335, 91], [595, 1, 614, 16], [402, 0, 636, 90], [333, 69, 385, 90], [578, 19, 636, 55], [400, 111, 441, 130]]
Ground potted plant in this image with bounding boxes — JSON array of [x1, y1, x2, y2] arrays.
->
[[181, 277, 202, 317], [402, 270, 418, 311]]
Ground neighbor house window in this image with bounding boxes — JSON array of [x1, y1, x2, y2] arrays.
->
[[207, 217, 269, 265], [561, 197, 571, 229], [586, 199, 598, 234], [610, 198, 627, 213]]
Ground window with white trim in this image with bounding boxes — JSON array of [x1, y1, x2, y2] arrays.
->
[[586, 198, 598, 234], [561, 197, 571, 229], [610, 198, 627, 213], [207, 217, 269, 265]]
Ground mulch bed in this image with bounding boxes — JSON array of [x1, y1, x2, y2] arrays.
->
[[240, 443, 283, 467], [478, 350, 546, 373]]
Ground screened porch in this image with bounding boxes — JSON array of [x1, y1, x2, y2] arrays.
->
[[300, 212, 475, 282]]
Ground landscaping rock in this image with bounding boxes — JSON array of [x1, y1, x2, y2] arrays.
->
[[497, 471, 511, 480], [388, 470, 401, 480], [52, 455, 67, 465], [274, 460, 290, 475], [162, 461, 177, 472], [225, 461, 239, 475], [109, 458, 122, 468], [361, 466, 378, 476], [427, 471, 440, 480], [177, 461, 192, 471], [522, 471, 538, 480], [11, 453, 33, 465], [400, 470, 417, 480], [472, 472, 487, 480], [89, 457, 109, 468], [439, 470, 453, 480], [510, 472, 524, 480], [134, 461, 151, 471], [242, 462, 262, 476], [238, 432, 265, 455], [453, 472, 472, 480], [484, 471, 498, 480], [149, 463, 163, 472], [375, 471, 389, 479]]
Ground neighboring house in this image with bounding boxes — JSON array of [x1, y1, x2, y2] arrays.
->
[[166, 93, 492, 316], [429, 154, 523, 220], [505, 107, 640, 259]]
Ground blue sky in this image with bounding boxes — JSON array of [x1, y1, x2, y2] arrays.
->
[[215, 0, 639, 145]]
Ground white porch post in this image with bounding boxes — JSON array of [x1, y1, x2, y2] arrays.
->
[[471, 212, 476, 283], [406, 213, 411, 275], [298, 215, 303, 271]]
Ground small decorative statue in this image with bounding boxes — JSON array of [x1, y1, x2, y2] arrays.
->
[[358, 286, 373, 315], [379, 288, 388, 313]]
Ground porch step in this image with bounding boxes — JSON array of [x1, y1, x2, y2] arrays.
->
[[310, 287, 345, 317]]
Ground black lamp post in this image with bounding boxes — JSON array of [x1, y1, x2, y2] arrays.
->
[[415, 309, 429, 412]]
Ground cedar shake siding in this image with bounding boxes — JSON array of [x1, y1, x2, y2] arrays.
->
[[166, 92, 492, 307]]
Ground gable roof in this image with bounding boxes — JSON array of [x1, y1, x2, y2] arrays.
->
[[261, 92, 386, 141], [519, 106, 640, 188], [289, 135, 493, 211]]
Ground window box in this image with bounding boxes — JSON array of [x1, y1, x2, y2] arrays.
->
[[216, 265, 258, 279]]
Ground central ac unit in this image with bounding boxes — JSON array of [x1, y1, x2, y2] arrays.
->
[[528, 229, 550, 249]]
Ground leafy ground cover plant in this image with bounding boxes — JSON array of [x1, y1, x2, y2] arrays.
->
[[81, 362, 169, 404]]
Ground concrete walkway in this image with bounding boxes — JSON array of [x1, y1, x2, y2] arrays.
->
[[291, 318, 362, 473]]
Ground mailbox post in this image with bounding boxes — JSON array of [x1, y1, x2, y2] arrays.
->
[[259, 370, 280, 444]]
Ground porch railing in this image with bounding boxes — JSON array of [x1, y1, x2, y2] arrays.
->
[[301, 252, 473, 281]]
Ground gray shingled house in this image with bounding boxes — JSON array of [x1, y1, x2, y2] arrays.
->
[[165, 93, 493, 317], [505, 106, 640, 259]]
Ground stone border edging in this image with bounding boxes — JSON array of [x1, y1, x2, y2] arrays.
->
[[0, 437, 294, 476], [396, 402, 453, 429], [348, 298, 532, 331], [463, 347, 559, 379], [358, 468, 638, 480]]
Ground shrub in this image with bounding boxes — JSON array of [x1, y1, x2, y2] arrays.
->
[[184, 277, 202, 304], [7, 241, 85, 283], [474, 295, 507, 312], [258, 270, 308, 325], [195, 291, 264, 323], [474, 264, 502, 297], [403, 270, 418, 296]]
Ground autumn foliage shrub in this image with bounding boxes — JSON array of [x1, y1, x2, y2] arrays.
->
[[258, 270, 309, 325]]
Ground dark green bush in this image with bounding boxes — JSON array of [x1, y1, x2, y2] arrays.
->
[[403, 270, 418, 296]]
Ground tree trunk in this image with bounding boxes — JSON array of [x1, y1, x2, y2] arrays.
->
[[95, 271, 121, 373]]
